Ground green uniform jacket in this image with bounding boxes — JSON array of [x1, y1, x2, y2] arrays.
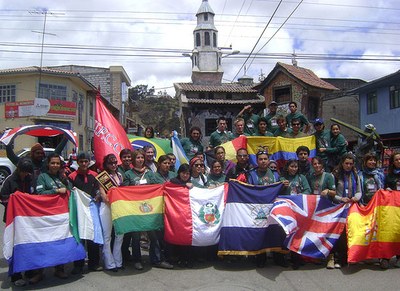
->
[[36, 172, 70, 194], [150, 171, 176, 184], [123, 168, 153, 186], [307, 172, 336, 195], [209, 130, 232, 148], [206, 173, 226, 187], [279, 174, 311, 195], [180, 137, 204, 160]]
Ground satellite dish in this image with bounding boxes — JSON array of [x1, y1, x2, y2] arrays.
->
[[33, 98, 50, 116]]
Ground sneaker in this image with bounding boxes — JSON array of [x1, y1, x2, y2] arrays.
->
[[54, 269, 68, 279], [394, 258, 400, 268], [71, 266, 83, 275], [28, 273, 44, 285], [334, 262, 341, 269], [154, 261, 174, 269], [13, 279, 26, 287], [134, 262, 144, 270], [380, 259, 390, 269], [89, 265, 103, 272], [326, 255, 335, 269]]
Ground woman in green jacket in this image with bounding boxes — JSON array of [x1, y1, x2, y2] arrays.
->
[[320, 123, 347, 171]]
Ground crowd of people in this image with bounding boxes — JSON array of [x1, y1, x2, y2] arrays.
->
[[0, 102, 398, 287]]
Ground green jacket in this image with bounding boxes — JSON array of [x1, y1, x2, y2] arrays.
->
[[209, 130, 232, 148], [150, 171, 176, 184], [307, 172, 335, 195], [279, 174, 311, 195], [180, 137, 204, 160], [36, 172, 70, 194], [123, 168, 153, 186]]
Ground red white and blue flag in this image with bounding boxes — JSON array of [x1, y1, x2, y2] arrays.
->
[[269, 195, 349, 259], [3, 192, 86, 274], [218, 181, 285, 255]]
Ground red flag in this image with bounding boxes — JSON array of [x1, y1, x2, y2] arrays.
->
[[94, 93, 131, 166]]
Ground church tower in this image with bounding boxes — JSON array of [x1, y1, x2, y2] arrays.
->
[[191, 0, 223, 85]]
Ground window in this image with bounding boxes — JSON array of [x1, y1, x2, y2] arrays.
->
[[204, 14, 208, 21], [0, 84, 16, 103], [367, 91, 377, 114], [273, 86, 291, 104], [213, 33, 217, 47], [390, 85, 400, 109], [78, 94, 84, 125], [196, 33, 201, 47], [39, 83, 67, 100], [205, 32, 210, 46]]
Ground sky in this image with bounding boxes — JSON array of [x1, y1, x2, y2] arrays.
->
[[0, 0, 399, 96]]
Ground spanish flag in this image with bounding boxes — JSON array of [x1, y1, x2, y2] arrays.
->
[[108, 185, 164, 234], [347, 190, 400, 263]]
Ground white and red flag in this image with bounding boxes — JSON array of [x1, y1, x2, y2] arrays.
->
[[94, 93, 131, 166]]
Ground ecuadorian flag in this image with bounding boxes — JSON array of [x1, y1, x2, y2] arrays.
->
[[247, 136, 316, 167], [347, 189, 400, 263], [108, 185, 164, 234]]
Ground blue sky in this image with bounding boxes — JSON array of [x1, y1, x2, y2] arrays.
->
[[0, 0, 399, 95]]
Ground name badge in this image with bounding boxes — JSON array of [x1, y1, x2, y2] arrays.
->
[[271, 119, 277, 126], [139, 179, 147, 185], [313, 189, 320, 195]]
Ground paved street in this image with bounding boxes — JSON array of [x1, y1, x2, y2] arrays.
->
[[0, 207, 399, 291]]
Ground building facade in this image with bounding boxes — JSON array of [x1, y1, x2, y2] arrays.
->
[[0, 66, 99, 155], [255, 62, 339, 122]]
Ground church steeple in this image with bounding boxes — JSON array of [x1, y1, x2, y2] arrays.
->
[[191, 0, 223, 85]]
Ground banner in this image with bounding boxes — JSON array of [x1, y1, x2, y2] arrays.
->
[[269, 195, 349, 259], [218, 181, 285, 255], [164, 183, 226, 246], [347, 190, 400, 263], [108, 185, 164, 234], [94, 93, 132, 165], [3, 192, 86, 274]]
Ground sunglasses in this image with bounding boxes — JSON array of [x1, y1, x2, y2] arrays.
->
[[194, 163, 205, 167], [292, 123, 301, 126], [237, 154, 248, 158], [257, 150, 268, 155]]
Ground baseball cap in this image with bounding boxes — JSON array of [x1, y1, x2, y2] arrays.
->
[[314, 118, 324, 125], [268, 101, 278, 106]]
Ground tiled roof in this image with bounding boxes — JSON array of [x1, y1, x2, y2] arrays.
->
[[0, 66, 97, 90], [175, 82, 258, 93], [184, 98, 264, 105], [277, 62, 338, 90], [0, 66, 80, 76]]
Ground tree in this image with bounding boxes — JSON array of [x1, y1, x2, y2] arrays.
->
[[128, 85, 155, 101]]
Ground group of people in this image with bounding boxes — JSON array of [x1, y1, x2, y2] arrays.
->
[[0, 101, 397, 287]]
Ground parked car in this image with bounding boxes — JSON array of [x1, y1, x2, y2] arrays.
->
[[0, 148, 55, 185]]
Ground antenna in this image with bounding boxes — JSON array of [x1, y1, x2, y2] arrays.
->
[[29, 9, 62, 98]]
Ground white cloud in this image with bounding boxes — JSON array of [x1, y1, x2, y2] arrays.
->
[[0, 0, 399, 95]]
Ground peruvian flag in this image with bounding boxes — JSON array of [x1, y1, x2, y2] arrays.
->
[[163, 182, 227, 246], [94, 92, 131, 166]]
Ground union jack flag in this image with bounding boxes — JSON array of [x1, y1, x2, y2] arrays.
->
[[268, 195, 350, 259]]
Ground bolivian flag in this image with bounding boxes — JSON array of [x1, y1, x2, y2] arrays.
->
[[108, 185, 164, 234], [347, 190, 400, 263]]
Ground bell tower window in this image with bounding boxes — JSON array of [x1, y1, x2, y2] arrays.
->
[[196, 33, 201, 47], [205, 32, 210, 46]]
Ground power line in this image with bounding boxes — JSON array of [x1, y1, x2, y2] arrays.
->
[[231, 0, 284, 82]]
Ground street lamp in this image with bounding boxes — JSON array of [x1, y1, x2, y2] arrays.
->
[[222, 50, 240, 58]]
